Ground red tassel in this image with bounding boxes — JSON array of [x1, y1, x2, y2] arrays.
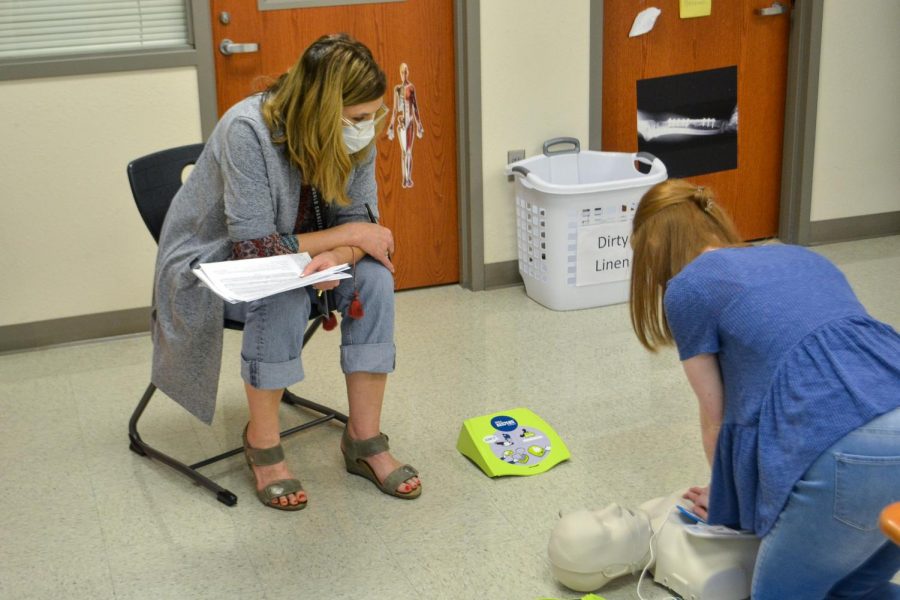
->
[[348, 291, 365, 320], [322, 312, 338, 331]]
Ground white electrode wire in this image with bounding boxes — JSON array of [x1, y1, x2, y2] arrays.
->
[[636, 506, 680, 600]]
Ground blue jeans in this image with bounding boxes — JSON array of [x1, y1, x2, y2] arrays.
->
[[223, 257, 396, 390], [752, 406, 900, 599]]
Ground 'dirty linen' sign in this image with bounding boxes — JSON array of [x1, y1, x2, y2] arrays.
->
[[575, 221, 634, 286]]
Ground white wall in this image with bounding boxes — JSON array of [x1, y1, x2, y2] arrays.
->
[[479, 0, 591, 264], [810, 0, 900, 221], [2, 1, 897, 332], [1, 0, 592, 329], [0, 68, 202, 327]]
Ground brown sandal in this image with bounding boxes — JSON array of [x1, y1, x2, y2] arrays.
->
[[341, 429, 421, 499], [242, 425, 307, 511]]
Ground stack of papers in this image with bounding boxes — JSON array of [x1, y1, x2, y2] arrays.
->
[[193, 252, 351, 303]]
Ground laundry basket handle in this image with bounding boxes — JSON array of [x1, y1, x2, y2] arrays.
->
[[510, 166, 530, 177], [634, 151, 659, 174], [542, 138, 580, 156]]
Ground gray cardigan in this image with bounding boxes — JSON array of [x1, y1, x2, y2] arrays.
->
[[151, 95, 377, 423]]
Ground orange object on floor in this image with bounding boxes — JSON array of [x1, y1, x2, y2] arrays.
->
[[880, 502, 900, 545]]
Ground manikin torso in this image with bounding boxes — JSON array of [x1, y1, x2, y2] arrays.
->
[[548, 492, 760, 600]]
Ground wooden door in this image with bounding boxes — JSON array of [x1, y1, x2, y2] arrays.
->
[[602, 1, 792, 240], [209, 0, 458, 290]]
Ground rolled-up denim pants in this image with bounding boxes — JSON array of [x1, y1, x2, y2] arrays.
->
[[223, 257, 396, 390], [752, 406, 900, 600]]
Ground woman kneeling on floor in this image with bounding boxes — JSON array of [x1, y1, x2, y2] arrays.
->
[[629, 179, 900, 599]]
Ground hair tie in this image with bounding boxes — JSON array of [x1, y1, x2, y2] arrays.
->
[[694, 186, 713, 212]]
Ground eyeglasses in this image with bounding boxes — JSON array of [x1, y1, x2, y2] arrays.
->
[[341, 104, 389, 132]]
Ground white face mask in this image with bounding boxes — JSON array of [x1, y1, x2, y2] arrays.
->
[[342, 119, 376, 154]]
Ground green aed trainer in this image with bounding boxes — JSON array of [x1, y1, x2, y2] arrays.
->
[[456, 408, 570, 477]]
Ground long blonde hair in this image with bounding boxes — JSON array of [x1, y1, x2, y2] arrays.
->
[[629, 179, 745, 351], [261, 33, 386, 205]]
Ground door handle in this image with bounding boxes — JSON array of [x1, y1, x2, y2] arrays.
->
[[755, 2, 786, 16], [219, 39, 259, 56]]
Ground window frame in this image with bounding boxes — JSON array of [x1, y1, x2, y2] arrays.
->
[[0, 0, 198, 81], [258, 0, 404, 9]]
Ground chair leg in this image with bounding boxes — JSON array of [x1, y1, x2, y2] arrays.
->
[[128, 383, 238, 507], [285, 312, 348, 424], [128, 381, 346, 507], [186, 393, 346, 470], [303, 314, 323, 346], [128, 312, 345, 507], [281, 390, 348, 425]]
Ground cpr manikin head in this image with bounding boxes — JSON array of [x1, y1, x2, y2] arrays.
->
[[547, 503, 652, 591]]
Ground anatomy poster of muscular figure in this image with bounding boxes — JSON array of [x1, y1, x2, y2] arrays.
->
[[387, 63, 425, 188], [636, 66, 738, 178]]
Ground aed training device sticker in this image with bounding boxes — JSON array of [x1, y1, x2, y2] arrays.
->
[[483, 415, 552, 467]]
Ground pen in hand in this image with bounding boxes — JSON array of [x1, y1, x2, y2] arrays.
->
[[364, 202, 391, 262]]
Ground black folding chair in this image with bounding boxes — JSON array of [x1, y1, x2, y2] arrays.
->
[[126, 143, 347, 507]]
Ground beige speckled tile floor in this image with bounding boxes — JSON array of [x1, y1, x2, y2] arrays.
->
[[1, 235, 898, 600]]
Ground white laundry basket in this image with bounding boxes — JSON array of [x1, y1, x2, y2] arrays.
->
[[506, 138, 667, 311]]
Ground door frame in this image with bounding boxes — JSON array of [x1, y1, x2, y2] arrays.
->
[[189, 0, 483, 289], [588, 0, 825, 246], [776, 0, 821, 246]]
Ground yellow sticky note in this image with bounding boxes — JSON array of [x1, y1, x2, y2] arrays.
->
[[680, 0, 712, 18]]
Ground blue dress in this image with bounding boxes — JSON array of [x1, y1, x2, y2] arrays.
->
[[664, 245, 900, 536]]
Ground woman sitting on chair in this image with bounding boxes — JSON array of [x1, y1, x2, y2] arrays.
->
[[628, 179, 900, 598], [152, 33, 421, 510]]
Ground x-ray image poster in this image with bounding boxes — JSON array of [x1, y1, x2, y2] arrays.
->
[[637, 66, 738, 178]]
